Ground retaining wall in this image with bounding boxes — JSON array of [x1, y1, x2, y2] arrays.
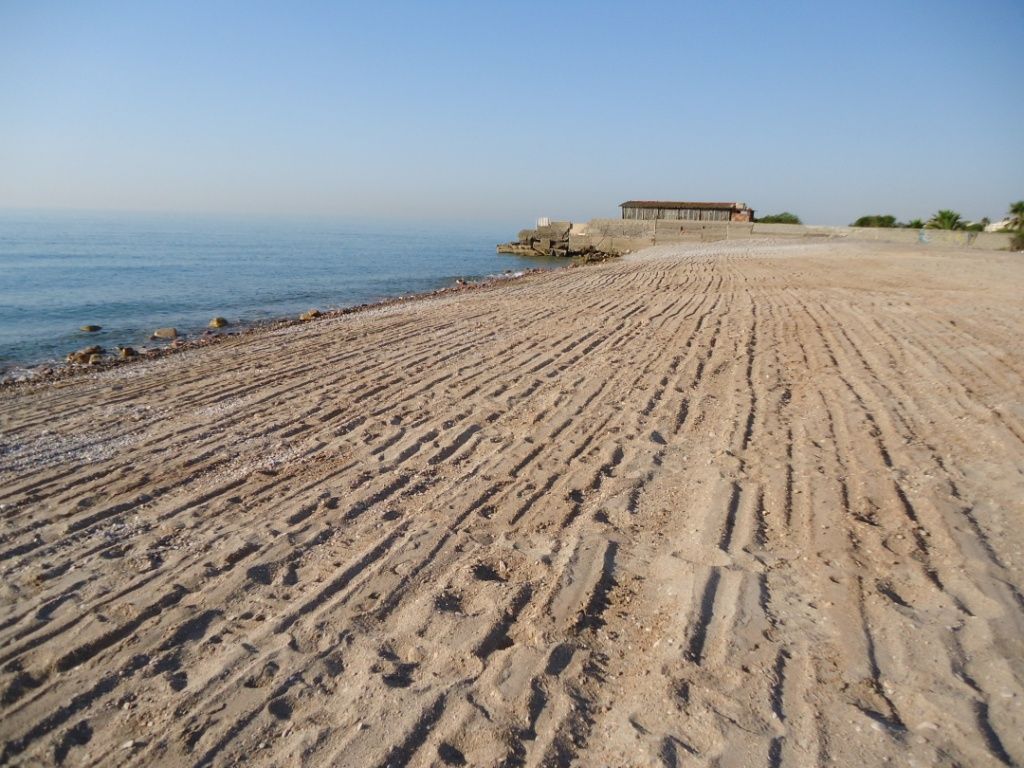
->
[[566, 219, 1015, 253]]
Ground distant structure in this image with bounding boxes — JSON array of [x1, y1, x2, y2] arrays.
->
[[620, 201, 755, 223]]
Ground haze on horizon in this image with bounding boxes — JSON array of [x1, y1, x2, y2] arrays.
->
[[1, 0, 1021, 228]]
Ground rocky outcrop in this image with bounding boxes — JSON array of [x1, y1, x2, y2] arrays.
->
[[497, 220, 616, 260]]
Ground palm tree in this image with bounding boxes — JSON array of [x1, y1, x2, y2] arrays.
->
[[1008, 201, 1024, 231], [904, 218, 925, 229], [926, 210, 966, 230]]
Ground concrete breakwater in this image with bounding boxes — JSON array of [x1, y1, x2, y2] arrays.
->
[[500, 218, 1017, 256], [497, 220, 617, 261]]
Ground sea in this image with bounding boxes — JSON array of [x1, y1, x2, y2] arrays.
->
[[0, 210, 563, 377]]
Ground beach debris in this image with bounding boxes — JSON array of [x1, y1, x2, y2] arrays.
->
[[118, 346, 138, 359], [209, 316, 229, 328], [151, 327, 179, 340], [300, 309, 322, 321], [66, 345, 104, 364], [79, 325, 102, 333]]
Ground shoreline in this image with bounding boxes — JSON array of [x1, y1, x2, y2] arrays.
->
[[0, 264, 561, 389]]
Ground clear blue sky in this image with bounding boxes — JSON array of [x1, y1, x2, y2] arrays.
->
[[1, 0, 1021, 226]]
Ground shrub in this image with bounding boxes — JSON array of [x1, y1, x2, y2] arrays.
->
[[1008, 201, 1024, 231], [756, 212, 802, 225], [851, 215, 897, 228]]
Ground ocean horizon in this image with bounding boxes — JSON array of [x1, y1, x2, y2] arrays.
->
[[0, 210, 562, 376]]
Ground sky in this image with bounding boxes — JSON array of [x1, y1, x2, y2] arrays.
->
[[1, 0, 1022, 227]]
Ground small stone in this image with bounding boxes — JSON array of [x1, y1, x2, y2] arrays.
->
[[120, 740, 135, 750], [67, 345, 104, 364], [208, 316, 229, 329], [151, 327, 178, 340], [80, 325, 102, 332], [299, 309, 322, 321], [118, 347, 138, 359], [88, 353, 104, 365]]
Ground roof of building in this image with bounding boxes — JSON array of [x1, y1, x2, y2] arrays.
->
[[619, 201, 750, 210]]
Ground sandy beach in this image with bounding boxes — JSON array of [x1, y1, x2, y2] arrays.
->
[[1, 238, 1022, 767]]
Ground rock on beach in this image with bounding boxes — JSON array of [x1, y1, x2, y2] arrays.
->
[[66, 345, 104, 364]]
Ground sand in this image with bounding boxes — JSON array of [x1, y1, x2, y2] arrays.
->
[[1, 239, 1022, 767]]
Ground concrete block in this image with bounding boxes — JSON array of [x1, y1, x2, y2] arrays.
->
[[567, 234, 593, 251], [535, 221, 571, 240]]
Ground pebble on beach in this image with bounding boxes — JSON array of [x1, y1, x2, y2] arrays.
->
[[80, 325, 102, 333], [151, 327, 179, 340], [209, 317, 229, 328], [66, 345, 104, 364]]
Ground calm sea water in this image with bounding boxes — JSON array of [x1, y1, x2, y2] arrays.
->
[[0, 211, 561, 374]]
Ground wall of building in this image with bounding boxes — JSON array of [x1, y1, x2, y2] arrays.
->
[[622, 207, 736, 222]]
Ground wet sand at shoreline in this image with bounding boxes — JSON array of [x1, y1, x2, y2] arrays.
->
[[1, 239, 1022, 766]]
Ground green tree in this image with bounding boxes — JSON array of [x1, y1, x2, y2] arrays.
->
[[851, 215, 897, 228], [925, 210, 966, 230], [756, 212, 802, 225], [904, 218, 925, 229], [1008, 201, 1024, 231]]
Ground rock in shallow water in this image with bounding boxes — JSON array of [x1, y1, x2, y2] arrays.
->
[[151, 327, 178, 340], [79, 325, 102, 333], [208, 317, 229, 328]]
